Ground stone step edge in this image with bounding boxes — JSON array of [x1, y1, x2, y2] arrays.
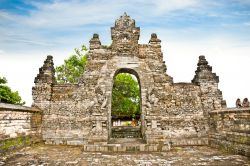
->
[[82, 144, 170, 152]]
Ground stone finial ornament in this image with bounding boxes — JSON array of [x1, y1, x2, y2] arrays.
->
[[114, 12, 136, 29], [34, 55, 55, 84], [192, 55, 219, 84], [111, 13, 140, 54], [89, 33, 101, 50], [149, 33, 161, 44]]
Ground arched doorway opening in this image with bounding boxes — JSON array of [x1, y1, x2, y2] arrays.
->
[[111, 68, 142, 139]]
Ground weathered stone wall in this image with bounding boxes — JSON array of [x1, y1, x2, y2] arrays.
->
[[209, 108, 250, 157], [32, 14, 225, 149], [43, 84, 92, 145], [0, 103, 41, 139], [156, 83, 209, 146], [0, 103, 42, 153]]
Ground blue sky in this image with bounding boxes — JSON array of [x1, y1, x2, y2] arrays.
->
[[0, 0, 250, 106]]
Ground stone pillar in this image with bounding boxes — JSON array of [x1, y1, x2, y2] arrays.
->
[[32, 55, 55, 113], [192, 55, 226, 115]]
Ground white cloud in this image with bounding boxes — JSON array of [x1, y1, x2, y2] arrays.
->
[[0, 10, 18, 21], [152, 0, 201, 14], [5, 38, 56, 46], [235, 0, 250, 4], [0, 0, 209, 29], [243, 22, 250, 26], [18, 1, 123, 28]]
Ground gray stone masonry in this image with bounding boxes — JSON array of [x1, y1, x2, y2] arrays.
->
[[209, 107, 250, 157], [0, 103, 41, 139], [32, 13, 228, 150]]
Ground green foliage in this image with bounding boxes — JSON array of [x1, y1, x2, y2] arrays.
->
[[102, 45, 111, 49], [0, 76, 25, 105], [0, 77, 7, 84], [112, 73, 140, 117], [55, 45, 88, 83], [0, 136, 31, 152]]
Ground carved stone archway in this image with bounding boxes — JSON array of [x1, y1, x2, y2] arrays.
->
[[109, 68, 142, 140], [33, 13, 225, 151]]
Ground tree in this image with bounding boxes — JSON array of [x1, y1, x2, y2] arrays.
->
[[111, 73, 140, 117], [55, 45, 88, 83], [0, 76, 25, 105]]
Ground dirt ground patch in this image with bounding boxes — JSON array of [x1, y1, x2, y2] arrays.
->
[[0, 144, 249, 166]]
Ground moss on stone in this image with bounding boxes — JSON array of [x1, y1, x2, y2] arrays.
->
[[0, 136, 31, 153], [237, 136, 250, 144]]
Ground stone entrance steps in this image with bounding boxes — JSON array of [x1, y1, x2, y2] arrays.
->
[[82, 138, 170, 152], [111, 126, 142, 138], [109, 138, 145, 144]]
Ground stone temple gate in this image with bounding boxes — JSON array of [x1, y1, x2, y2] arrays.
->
[[32, 13, 226, 151]]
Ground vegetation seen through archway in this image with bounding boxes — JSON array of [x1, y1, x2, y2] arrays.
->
[[112, 73, 140, 118]]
